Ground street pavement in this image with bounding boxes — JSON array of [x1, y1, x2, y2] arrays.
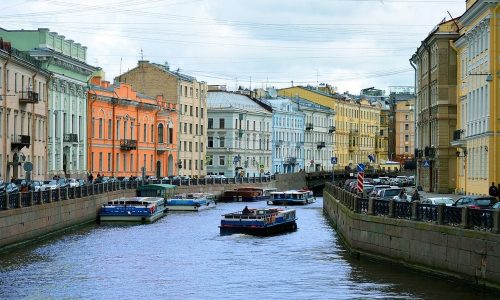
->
[[403, 186, 461, 201]]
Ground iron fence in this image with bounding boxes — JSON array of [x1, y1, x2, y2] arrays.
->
[[395, 202, 412, 219], [417, 204, 437, 222], [373, 200, 389, 216], [469, 209, 493, 231]]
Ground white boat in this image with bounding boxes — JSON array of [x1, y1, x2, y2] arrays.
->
[[99, 197, 166, 223], [166, 193, 216, 211], [267, 189, 316, 206]]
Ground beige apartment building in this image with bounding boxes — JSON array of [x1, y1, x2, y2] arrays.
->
[[411, 19, 459, 193], [394, 99, 415, 162], [0, 41, 50, 181], [117, 61, 207, 178]]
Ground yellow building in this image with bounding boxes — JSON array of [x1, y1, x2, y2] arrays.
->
[[453, 0, 500, 195], [394, 99, 415, 162], [278, 86, 383, 170]]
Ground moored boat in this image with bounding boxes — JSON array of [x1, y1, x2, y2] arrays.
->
[[99, 197, 166, 223], [219, 207, 297, 236], [166, 193, 216, 211], [267, 189, 316, 206], [220, 187, 276, 202]]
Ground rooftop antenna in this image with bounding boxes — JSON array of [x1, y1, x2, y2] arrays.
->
[[447, 11, 460, 32], [140, 48, 144, 60], [119, 57, 123, 75]]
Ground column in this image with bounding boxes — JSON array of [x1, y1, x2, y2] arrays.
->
[[76, 86, 82, 175], [59, 81, 64, 174], [51, 81, 57, 174]]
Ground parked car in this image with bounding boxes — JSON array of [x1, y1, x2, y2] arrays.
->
[[94, 176, 110, 184], [363, 184, 374, 195], [421, 197, 454, 206], [492, 202, 500, 209], [77, 179, 87, 186], [41, 180, 59, 191], [30, 180, 42, 192], [68, 178, 80, 188], [453, 196, 497, 209], [58, 178, 69, 189], [147, 176, 158, 181], [370, 185, 391, 197], [12, 179, 28, 189], [375, 188, 404, 201], [0, 183, 19, 194]]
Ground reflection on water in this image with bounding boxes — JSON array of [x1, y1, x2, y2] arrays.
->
[[0, 199, 497, 299]]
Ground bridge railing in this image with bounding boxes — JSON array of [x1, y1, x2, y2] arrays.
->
[[325, 183, 500, 233], [0, 175, 276, 211]]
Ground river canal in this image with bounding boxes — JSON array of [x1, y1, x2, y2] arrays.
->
[[0, 198, 497, 299]]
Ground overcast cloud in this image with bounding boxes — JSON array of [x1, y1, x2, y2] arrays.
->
[[0, 0, 465, 94]]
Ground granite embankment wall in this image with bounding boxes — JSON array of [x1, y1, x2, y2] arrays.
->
[[323, 183, 500, 291], [0, 189, 136, 252], [0, 173, 306, 252]]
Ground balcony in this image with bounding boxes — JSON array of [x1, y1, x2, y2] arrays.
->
[[275, 140, 284, 147], [296, 142, 304, 148], [157, 143, 174, 153], [285, 157, 297, 165], [328, 126, 336, 133], [349, 142, 359, 152], [63, 133, 78, 143], [238, 129, 244, 138], [120, 139, 137, 150], [306, 123, 314, 131], [424, 146, 436, 158], [19, 91, 39, 104], [11, 134, 30, 150], [317, 141, 326, 149], [451, 129, 466, 148]]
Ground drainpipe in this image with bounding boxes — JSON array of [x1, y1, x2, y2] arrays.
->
[[493, 5, 499, 188], [409, 57, 418, 188], [2, 57, 9, 180], [448, 39, 462, 193]]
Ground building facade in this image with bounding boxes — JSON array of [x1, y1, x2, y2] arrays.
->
[[0, 40, 50, 181], [88, 75, 178, 178], [265, 97, 305, 174], [117, 61, 207, 178], [278, 86, 380, 170], [207, 91, 272, 177], [412, 19, 459, 193], [394, 99, 415, 163], [295, 97, 335, 173], [0, 28, 97, 179], [453, 0, 499, 195]]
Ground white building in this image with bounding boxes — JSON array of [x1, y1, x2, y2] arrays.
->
[[207, 91, 272, 177]]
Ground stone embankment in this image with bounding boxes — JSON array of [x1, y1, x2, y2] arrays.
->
[[323, 183, 500, 291]]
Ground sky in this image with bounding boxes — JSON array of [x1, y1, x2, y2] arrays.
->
[[0, 0, 465, 95]]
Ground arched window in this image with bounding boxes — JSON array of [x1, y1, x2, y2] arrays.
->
[[158, 123, 164, 143]]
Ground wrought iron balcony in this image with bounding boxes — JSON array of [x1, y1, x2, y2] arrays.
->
[[238, 129, 244, 137], [63, 133, 78, 143], [306, 123, 314, 131], [453, 130, 463, 141], [285, 157, 297, 164], [157, 143, 174, 153], [120, 139, 137, 150], [424, 146, 436, 158], [317, 141, 326, 149], [11, 134, 30, 150], [19, 91, 39, 104], [329, 126, 336, 133]]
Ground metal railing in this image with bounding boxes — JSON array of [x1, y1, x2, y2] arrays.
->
[[326, 184, 499, 233], [0, 175, 277, 211]]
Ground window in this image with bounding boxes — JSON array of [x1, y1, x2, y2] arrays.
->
[[143, 124, 147, 142], [201, 160, 204, 170], [107, 153, 111, 171], [124, 153, 127, 172], [196, 107, 198, 117], [116, 153, 120, 171], [189, 124, 192, 134], [79, 116, 82, 139], [208, 118, 213, 129], [190, 105, 193, 116], [150, 155, 153, 171], [405, 114, 409, 120], [158, 123, 164, 143], [405, 124, 409, 131], [168, 127, 173, 144], [143, 154, 147, 170], [14, 72, 17, 93], [219, 137, 225, 148], [219, 155, 225, 166], [116, 120, 120, 139], [405, 146, 409, 153], [130, 122, 134, 139], [208, 137, 213, 148], [124, 120, 127, 139], [131, 154, 134, 172], [190, 87, 193, 97], [219, 118, 225, 129], [405, 135, 409, 142], [184, 123, 187, 133], [99, 118, 103, 138], [108, 119, 112, 139], [91, 152, 94, 171], [6, 69, 9, 91], [151, 124, 154, 142], [200, 125, 204, 135], [195, 159, 198, 170], [99, 152, 103, 171]]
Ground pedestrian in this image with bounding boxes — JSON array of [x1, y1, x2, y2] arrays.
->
[[398, 189, 407, 201], [411, 189, 420, 202]]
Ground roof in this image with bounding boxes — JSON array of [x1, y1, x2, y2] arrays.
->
[[207, 91, 272, 113], [137, 184, 177, 191], [151, 62, 196, 82]]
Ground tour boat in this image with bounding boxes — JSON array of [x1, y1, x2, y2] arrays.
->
[[99, 197, 166, 223], [267, 189, 316, 206], [166, 193, 216, 211], [219, 207, 297, 236], [220, 187, 276, 202]]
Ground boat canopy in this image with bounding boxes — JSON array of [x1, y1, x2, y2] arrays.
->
[[137, 184, 177, 197]]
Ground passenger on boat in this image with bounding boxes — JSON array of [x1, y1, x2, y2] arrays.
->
[[242, 206, 251, 214]]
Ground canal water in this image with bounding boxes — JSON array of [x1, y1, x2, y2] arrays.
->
[[0, 198, 497, 299]]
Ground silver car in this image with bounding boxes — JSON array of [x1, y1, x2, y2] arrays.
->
[[40, 180, 59, 191]]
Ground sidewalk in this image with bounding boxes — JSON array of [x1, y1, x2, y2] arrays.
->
[[404, 187, 461, 201]]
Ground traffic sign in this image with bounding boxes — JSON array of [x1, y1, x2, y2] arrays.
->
[[331, 157, 338, 165], [23, 162, 33, 172], [357, 163, 365, 172], [423, 160, 431, 168]]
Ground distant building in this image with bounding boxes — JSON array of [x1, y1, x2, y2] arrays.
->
[[0, 28, 97, 179], [394, 99, 415, 163], [412, 19, 459, 193], [207, 91, 272, 177], [117, 61, 207, 178], [278, 86, 380, 170], [88, 75, 178, 178], [0, 40, 50, 181], [264, 97, 306, 174]]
